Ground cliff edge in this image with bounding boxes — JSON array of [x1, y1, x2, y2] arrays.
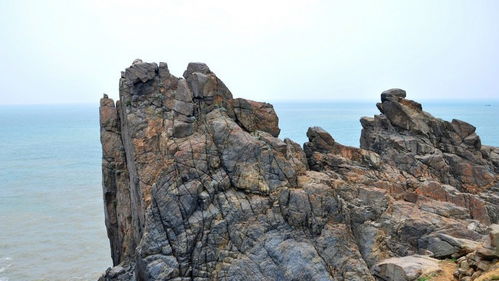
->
[[99, 61, 499, 281]]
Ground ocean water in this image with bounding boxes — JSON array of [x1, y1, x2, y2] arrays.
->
[[0, 101, 498, 281], [0, 105, 109, 281], [274, 101, 499, 146]]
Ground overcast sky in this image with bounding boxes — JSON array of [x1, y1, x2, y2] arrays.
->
[[1, 0, 499, 104]]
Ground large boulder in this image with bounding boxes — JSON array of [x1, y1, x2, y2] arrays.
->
[[372, 255, 441, 281]]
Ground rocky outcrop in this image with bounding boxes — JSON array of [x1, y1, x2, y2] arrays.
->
[[99, 61, 498, 281], [360, 88, 498, 193]]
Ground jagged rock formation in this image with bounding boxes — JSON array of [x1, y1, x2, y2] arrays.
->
[[99, 61, 499, 281]]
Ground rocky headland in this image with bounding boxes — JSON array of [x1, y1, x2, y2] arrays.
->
[[99, 60, 499, 281]]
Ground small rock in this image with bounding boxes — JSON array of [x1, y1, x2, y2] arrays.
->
[[183, 62, 211, 78], [172, 121, 193, 138], [381, 88, 407, 102], [477, 247, 498, 259], [124, 61, 157, 84], [465, 267, 474, 276], [233, 98, 280, 137], [305, 127, 335, 152], [488, 224, 499, 252], [451, 119, 476, 139], [476, 260, 491, 271], [460, 260, 470, 271], [471, 270, 482, 279]]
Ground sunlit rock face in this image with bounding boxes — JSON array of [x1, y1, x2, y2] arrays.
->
[[99, 61, 498, 281]]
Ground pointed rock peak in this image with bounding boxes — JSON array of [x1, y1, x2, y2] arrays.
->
[[124, 60, 158, 84], [100, 93, 114, 106], [381, 88, 407, 102], [183, 62, 212, 79], [132, 58, 143, 65], [132, 59, 143, 65], [158, 62, 170, 78], [158, 62, 168, 70]]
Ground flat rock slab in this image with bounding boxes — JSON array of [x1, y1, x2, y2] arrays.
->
[[489, 224, 499, 251], [373, 255, 441, 281]]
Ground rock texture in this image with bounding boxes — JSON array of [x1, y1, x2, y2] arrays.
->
[[372, 255, 441, 281], [99, 62, 498, 281], [452, 224, 499, 280]]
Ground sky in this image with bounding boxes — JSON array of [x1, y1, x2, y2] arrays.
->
[[1, 0, 499, 105]]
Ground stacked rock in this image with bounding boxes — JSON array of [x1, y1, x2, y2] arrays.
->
[[454, 225, 499, 280]]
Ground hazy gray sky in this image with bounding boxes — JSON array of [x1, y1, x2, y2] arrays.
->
[[1, 0, 499, 104]]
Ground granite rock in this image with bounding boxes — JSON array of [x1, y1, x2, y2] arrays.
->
[[372, 255, 441, 281], [99, 62, 498, 281]]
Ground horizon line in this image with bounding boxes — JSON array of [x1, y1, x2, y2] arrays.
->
[[1, 98, 499, 106]]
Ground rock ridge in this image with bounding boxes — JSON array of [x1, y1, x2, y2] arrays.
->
[[99, 61, 498, 281]]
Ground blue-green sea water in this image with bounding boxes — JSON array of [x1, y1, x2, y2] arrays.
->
[[0, 101, 498, 281]]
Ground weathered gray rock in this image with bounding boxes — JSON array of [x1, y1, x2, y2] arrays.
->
[[99, 62, 498, 281], [360, 89, 499, 223], [453, 224, 499, 280], [418, 233, 480, 258], [233, 98, 280, 137], [381, 88, 407, 102], [183, 62, 212, 78], [100, 97, 134, 265], [489, 224, 499, 248], [124, 62, 158, 84], [372, 255, 441, 281]]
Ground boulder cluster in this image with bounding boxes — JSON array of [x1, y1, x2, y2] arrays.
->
[[453, 225, 499, 280], [99, 61, 498, 281]]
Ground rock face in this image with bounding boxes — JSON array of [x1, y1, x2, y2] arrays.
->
[[99, 62, 498, 281]]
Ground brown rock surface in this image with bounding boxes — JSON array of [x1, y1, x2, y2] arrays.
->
[[98, 61, 498, 281]]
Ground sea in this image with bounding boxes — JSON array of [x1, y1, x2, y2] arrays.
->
[[0, 101, 498, 281]]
